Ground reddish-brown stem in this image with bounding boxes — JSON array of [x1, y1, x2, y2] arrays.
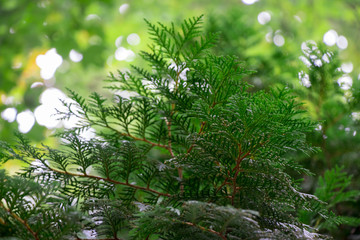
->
[[0, 202, 39, 240], [47, 166, 172, 198], [215, 178, 231, 194], [231, 151, 250, 205], [181, 221, 226, 240], [231, 151, 250, 173]]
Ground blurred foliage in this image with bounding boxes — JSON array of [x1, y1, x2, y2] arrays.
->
[[299, 166, 360, 238], [204, 2, 360, 239], [0, 0, 238, 143], [1, 0, 360, 238]]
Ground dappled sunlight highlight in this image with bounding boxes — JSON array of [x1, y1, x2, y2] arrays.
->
[[85, 14, 101, 21], [298, 71, 311, 88], [36, 48, 63, 80], [115, 47, 135, 61], [352, 112, 360, 121], [301, 40, 317, 57], [16, 110, 35, 133], [323, 30, 338, 46], [265, 31, 272, 42], [115, 36, 123, 47], [341, 62, 353, 74], [257, 11, 271, 25], [39, 87, 66, 105], [31, 82, 44, 88], [127, 33, 141, 46], [32, 87, 97, 140], [242, 0, 258, 5], [323, 30, 348, 50], [337, 75, 352, 90], [273, 34, 285, 47], [294, 15, 302, 23], [322, 52, 331, 63], [1, 107, 17, 123], [69, 49, 83, 62], [34, 88, 67, 129], [115, 90, 139, 100], [119, 3, 129, 14], [337, 35, 348, 49], [34, 104, 60, 129]]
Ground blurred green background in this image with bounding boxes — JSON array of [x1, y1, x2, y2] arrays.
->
[[1, 0, 360, 238]]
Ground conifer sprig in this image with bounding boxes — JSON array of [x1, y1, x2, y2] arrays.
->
[[0, 16, 334, 239]]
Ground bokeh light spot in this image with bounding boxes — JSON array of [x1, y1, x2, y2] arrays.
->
[[298, 71, 311, 87], [16, 110, 35, 133], [294, 15, 302, 23], [34, 104, 60, 129], [265, 32, 272, 42], [257, 11, 271, 25], [115, 47, 135, 62], [273, 34, 285, 47], [119, 4, 129, 14], [85, 14, 101, 21], [1, 107, 17, 122], [337, 35, 348, 49], [31, 82, 44, 88], [39, 88, 66, 105], [314, 59, 322, 67], [115, 36, 123, 47], [352, 112, 360, 121], [341, 62, 353, 73], [322, 52, 332, 63], [69, 49, 83, 62], [337, 75, 352, 90], [127, 33, 141, 46], [323, 30, 338, 46], [301, 40, 317, 56], [115, 90, 139, 100], [35, 88, 68, 129], [36, 48, 63, 80], [242, 0, 258, 5]]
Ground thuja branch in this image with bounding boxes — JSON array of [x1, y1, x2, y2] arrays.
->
[[103, 123, 170, 150], [186, 101, 217, 154], [45, 165, 172, 198], [177, 220, 227, 240], [78, 113, 170, 152], [0, 202, 39, 240]]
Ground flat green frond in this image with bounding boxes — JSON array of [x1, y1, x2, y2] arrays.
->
[[2, 16, 333, 240]]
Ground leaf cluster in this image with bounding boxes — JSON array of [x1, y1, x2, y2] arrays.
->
[[0, 16, 335, 240]]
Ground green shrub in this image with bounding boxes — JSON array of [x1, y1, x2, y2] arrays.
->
[[0, 16, 337, 240]]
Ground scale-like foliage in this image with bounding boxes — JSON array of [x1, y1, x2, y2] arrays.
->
[[0, 16, 335, 239], [0, 169, 82, 240], [132, 201, 328, 240]]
